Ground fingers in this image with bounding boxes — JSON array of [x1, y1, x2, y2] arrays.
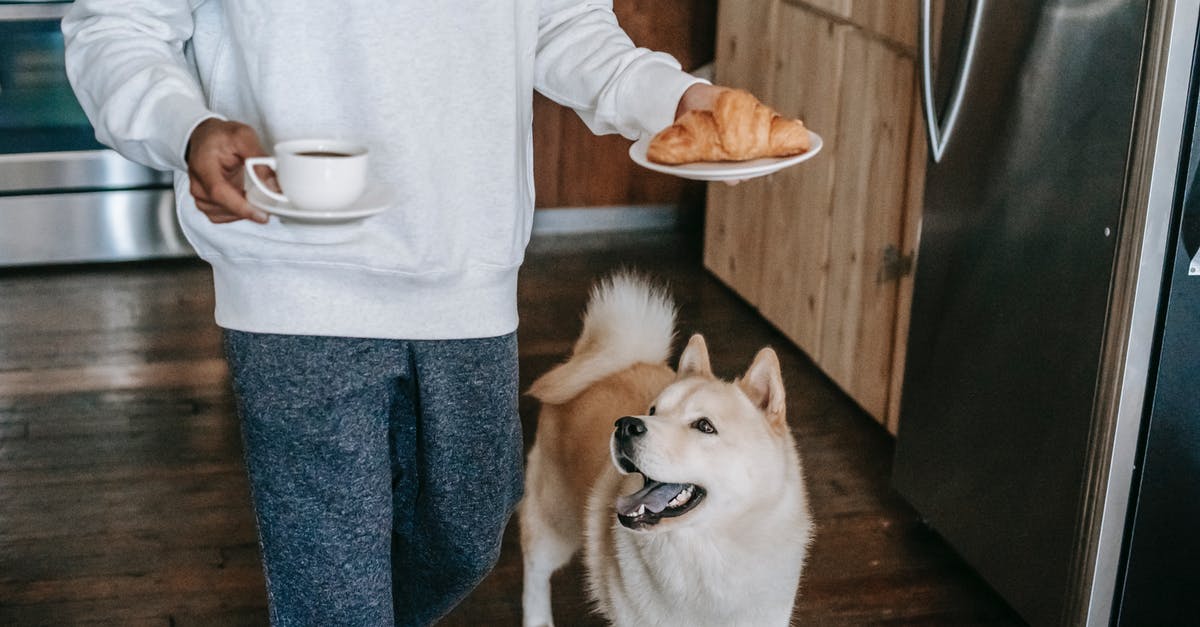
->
[[194, 186, 268, 223], [195, 199, 243, 223], [675, 84, 732, 120], [188, 166, 263, 223], [186, 119, 271, 224], [249, 164, 281, 194]]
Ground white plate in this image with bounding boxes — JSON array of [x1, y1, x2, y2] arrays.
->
[[629, 130, 823, 181], [246, 183, 395, 224]]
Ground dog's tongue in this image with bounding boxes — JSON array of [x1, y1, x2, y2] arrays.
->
[[616, 480, 687, 515]]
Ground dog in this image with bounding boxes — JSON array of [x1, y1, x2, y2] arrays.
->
[[520, 273, 813, 627]]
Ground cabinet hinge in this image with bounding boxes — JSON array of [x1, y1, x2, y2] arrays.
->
[[878, 245, 914, 284]]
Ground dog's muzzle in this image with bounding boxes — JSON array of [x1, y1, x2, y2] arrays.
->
[[610, 415, 706, 530]]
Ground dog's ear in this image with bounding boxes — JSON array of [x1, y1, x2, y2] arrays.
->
[[676, 334, 713, 380], [737, 347, 786, 431]]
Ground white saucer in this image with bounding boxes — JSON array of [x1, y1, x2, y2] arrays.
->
[[629, 130, 823, 181], [246, 183, 395, 224]]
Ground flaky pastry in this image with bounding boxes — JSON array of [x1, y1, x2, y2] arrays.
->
[[647, 89, 810, 165]]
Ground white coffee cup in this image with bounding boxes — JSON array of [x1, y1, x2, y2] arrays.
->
[[244, 139, 369, 212]]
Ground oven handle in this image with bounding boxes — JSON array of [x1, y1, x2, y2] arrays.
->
[[0, 3, 71, 22]]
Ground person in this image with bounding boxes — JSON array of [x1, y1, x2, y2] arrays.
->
[[63, 2, 725, 625]]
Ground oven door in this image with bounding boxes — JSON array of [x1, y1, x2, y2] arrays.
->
[[0, 1, 192, 266]]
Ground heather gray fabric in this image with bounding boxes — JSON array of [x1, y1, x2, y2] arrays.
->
[[223, 330, 523, 626]]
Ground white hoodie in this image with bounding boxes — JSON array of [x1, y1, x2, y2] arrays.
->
[[63, 0, 702, 340]]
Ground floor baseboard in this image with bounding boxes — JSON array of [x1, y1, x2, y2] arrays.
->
[[532, 204, 697, 235]]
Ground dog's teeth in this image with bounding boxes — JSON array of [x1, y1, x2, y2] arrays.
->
[[634, 504, 646, 517], [668, 486, 693, 508]]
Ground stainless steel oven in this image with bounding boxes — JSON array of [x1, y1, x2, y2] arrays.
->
[[0, 0, 192, 266]]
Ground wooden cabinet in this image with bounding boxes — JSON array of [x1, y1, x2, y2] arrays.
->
[[705, 0, 926, 432]]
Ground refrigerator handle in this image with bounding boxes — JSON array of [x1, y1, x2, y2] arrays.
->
[[1182, 140, 1200, 275], [1187, 169, 1199, 275], [920, 0, 987, 162]]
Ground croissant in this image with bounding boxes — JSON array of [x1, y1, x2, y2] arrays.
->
[[647, 89, 811, 165]]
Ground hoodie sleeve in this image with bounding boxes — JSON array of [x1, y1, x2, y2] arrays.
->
[[535, 1, 709, 140], [62, 0, 223, 173]]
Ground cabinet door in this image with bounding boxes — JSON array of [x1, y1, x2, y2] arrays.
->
[[757, 3, 848, 359], [851, 0, 918, 50], [818, 29, 915, 421], [704, 0, 779, 306], [705, 0, 922, 426]]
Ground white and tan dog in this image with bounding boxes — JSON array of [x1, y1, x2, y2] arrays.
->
[[520, 274, 813, 627]]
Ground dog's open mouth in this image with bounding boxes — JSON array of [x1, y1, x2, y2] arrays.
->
[[615, 461, 706, 530]]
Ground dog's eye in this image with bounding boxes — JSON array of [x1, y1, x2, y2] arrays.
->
[[691, 418, 717, 434], [648, 405, 656, 416]]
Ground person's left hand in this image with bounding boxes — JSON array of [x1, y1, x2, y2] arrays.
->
[[674, 83, 744, 186], [674, 83, 729, 120]]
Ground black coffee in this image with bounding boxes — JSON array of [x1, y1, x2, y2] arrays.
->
[[296, 151, 352, 158]]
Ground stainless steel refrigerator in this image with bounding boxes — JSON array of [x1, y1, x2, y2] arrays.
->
[[892, 1, 1199, 625], [1113, 30, 1200, 625]]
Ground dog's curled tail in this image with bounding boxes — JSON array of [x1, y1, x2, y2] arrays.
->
[[528, 272, 676, 405]]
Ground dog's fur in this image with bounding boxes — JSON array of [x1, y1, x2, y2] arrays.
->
[[520, 274, 813, 627]]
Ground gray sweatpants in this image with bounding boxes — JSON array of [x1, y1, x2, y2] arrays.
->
[[223, 330, 524, 627]]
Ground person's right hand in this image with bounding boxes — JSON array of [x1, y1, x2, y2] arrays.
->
[[185, 118, 271, 224]]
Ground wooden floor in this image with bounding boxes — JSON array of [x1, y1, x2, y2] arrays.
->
[[0, 230, 1023, 626]]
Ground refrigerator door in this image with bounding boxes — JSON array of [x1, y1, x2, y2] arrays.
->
[[892, 1, 1149, 625], [1117, 56, 1200, 625]]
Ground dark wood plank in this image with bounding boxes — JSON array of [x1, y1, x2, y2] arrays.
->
[[0, 231, 1021, 626]]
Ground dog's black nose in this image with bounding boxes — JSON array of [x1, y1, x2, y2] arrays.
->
[[615, 416, 647, 439]]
